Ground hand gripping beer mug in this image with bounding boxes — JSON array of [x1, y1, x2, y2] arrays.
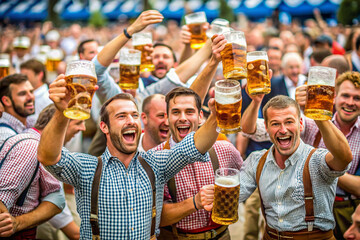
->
[[132, 32, 155, 73], [63, 60, 97, 120], [221, 31, 247, 80], [304, 66, 336, 120], [0, 54, 10, 79], [215, 80, 242, 134], [247, 51, 271, 95], [184, 11, 208, 49], [119, 49, 141, 90], [46, 49, 64, 72], [212, 168, 240, 225]]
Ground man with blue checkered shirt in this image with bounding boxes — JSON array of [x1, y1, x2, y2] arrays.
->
[[38, 75, 220, 239]]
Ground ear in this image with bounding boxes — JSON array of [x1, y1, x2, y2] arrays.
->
[[141, 112, 147, 125], [37, 71, 44, 82], [199, 110, 204, 122], [1, 96, 12, 107], [299, 116, 304, 132], [333, 91, 337, 105], [99, 121, 109, 134]]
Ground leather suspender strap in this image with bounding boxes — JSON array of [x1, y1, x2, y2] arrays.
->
[[138, 156, 156, 239], [208, 147, 219, 173], [313, 131, 322, 148], [90, 157, 102, 240], [303, 148, 317, 231], [255, 149, 270, 224]]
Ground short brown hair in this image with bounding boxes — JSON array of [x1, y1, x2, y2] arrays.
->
[[142, 94, 165, 114], [20, 59, 47, 84], [335, 71, 360, 93], [165, 87, 202, 114], [34, 104, 56, 130], [263, 95, 301, 125], [0, 74, 28, 104], [100, 93, 138, 127]]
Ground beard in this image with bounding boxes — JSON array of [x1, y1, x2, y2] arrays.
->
[[109, 126, 140, 155], [10, 98, 34, 118]]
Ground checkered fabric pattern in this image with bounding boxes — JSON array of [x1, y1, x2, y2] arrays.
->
[[45, 132, 208, 240], [0, 129, 61, 216], [0, 112, 35, 144], [240, 140, 348, 231], [155, 138, 242, 231]]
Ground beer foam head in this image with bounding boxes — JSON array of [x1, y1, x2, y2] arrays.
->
[[216, 176, 240, 188], [47, 49, 64, 61], [132, 32, 153, 46], [119, 49, 141, 65], [185, 11, 207, 24], [308, 66, 336, 86], [215, 91, 241, 105], [65, 60, 96, 77], [223, 31, 246, 46], [0, 54, 10, 67], [247, 51, 269, 62]]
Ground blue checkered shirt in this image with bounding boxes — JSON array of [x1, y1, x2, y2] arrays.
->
[[45, 132, 208, 239], [239, 140, 348, 231]]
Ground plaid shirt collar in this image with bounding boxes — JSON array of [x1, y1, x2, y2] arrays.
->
[[333, 113, 360, 137]]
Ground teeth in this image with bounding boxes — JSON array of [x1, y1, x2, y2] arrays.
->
[[124, 130, 135, 134], [343, 108, 354, 112], [278, 136, 290, 140], [178, 126, 189, 129]]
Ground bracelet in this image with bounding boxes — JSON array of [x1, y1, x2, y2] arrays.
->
[[193, 195, 199, 211], [123, 28, 132, 39]]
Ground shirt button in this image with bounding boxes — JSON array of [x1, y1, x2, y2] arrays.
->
[[131, 208, 133, 211], [131, 227, 134, 231], [129, 189, 132, 193], [279, 219, 283, 223], [277, 185, 281, 189], [278, 202, 281, 205]]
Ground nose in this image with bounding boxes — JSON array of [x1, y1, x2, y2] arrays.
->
[[346, 97, 355, 106], [279, 124, 287, 134], [343, 225, 354, 240], [126, 114, 136, 124], [179, 111, 187, 122], [79, 121, 86, 132]]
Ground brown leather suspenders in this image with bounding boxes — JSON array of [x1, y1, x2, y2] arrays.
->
[[256, 148, 317, 231], [90, 156, 156, 239]]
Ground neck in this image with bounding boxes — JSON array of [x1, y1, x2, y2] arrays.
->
[[141, 132, 158, 151], [274, 150, 287, 169], [336, 114, 356, 136], [106, 142, 136, 168], [33, 82, 44, 90]]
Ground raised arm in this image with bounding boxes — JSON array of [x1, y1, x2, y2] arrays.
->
[[241, 94, 264, 134], [337, 173, 360, 197], [317, 120, 352, 171], [178, 25, 194, 64], [190, 34, 225, 103], [97, 10, 163, 68]]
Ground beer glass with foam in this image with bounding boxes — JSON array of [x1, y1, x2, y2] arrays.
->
[[221, 31, 247, 80], [305, 66, 336, 120], [215, 80, 242, 134], [247, 51, 270, 95], [212, 168, 240, 225], [0, 54, 10, 79], [63, 60, 97, 120], [46, 49, 64, 72], [206, 18, 230, 39], [184, 11, 207, 49], [119, 49, 141, 90], [132, 32, 155, 72]]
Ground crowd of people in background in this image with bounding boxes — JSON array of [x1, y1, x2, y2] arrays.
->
[[0, 7, 360, 240]]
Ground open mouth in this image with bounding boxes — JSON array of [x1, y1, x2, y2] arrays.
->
[[122, 129, 136, 142], [24, 103, 34, 109], [159, 128, 169, 138], [342, 107, 356, 114], [177, 125, 190, 138], [277, 136, 292, 148]]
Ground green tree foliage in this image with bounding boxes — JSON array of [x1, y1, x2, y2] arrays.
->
[[47, 0, 62, 27], [89, 10, 107, 28], [338, 0, 360, 25], [219, 0, 235, 22]]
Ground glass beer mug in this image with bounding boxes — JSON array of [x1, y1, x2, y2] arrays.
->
[[184, 11, 208, 50], [304, 66, 336, 120], [132, 32, 155, 72], [215, 80, 242, 134], [212, 168, 240, 225], [0, 54, 10, 79], [63, 60, 97, 120], [119, 49, 141, 90], [246, 51, 271, 95]]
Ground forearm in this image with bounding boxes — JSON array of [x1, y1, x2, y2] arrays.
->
[[337, 173, 360, 197], [190, 56, 219, 103], [316, 120, 352, 170], [160, 198, 196, 227], [178, 44, 193, 64], [241, 100, 261, 134], [15, 201, 61, 232], [97, 32, 130, 67], [175, 39, 212, 84], [194, 113, 218, 154], [38, 110, 69, 166]]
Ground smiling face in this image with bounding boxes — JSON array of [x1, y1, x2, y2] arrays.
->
[[344, 205, 360, 240], [5, 81, 35, 119], [283, 58, 302, 85], [151, 46, 175, 79], [64, 120, 86, 144], [103, 99, 142, 154], [335, 80, 360, 126], [168, 95, 202, 143], [265, 106, 303, 162]]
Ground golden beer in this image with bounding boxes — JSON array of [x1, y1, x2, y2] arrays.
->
[[0, 67, 9, 79], [212, 168, 240, 225], [119, 64, 140, 90], [247, 59, 270, 95], [215, 80, 242, 134], [304, 85, 335, 120], [134, 44, 155, 72], [188, 23, 207, 49], [63, 74, 97, 120], [46, 59, 61, 72], [221, 43, 247, 80]]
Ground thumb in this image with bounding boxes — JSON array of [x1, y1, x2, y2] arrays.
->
[[204, 203, 213, 212]]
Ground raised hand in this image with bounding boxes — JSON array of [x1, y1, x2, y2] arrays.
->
[[127, 10, 164, 36], [295, 85, 307, 109], [211, 34, 226, 62]]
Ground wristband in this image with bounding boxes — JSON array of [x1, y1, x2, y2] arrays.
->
[[123, 28, 132, 39], [193, 195, 199, 211]]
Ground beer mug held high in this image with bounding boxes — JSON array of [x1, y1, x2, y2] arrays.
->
[[184, 11, 208, 50], [215, 80, 242, 134], [63, 60, 97, 120], [304, 66, 336, 121], [247, 51, 271, 95], [119, 49, 141, 90], [212, 168, 240, 225], [132, 32, 155, 73]]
